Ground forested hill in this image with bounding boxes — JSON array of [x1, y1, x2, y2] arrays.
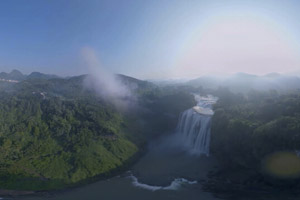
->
[[209, 89, 300, 188], [0, 75, 138, 190], [0, 71, 195, 191]]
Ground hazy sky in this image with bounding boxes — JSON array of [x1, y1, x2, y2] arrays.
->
[[1, 0, 300, 79]]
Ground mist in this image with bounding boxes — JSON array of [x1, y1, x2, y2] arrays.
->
[[184, 72, 300, 93], [81, 47, 137, 110], [81, 47, 131, 98]]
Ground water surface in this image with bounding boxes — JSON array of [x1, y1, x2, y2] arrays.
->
[[16, 137, 219, 200]]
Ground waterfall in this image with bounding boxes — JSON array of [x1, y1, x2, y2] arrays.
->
[[175, 95, 217, 156]]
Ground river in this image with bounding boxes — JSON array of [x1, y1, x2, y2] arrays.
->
[[13, 95, 220, 200], [16, 138, 219, 200]]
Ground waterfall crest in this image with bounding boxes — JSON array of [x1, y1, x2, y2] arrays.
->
[[176, 95, 217, 156]]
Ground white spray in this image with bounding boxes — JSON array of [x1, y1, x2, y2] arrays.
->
[[175, 95, 217, 156], [81, 47, 136, 110]]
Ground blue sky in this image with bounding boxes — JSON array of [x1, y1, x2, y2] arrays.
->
[[1, 0, 300, 79]]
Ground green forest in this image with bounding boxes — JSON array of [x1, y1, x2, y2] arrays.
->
[[211, 88, 300, 182], [0, 76, 195, 191]]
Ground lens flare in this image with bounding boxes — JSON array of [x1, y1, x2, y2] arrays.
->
[[262, 151, 300, 179]]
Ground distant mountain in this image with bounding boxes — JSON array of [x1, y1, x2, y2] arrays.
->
[[0, 69, 26, 81], [0, 70, 60, 82], [263, 72, 282, 78], [0, 70, 156, 97], [9, 69, 25, 80], [147, 78, 190, 86], [27, 72, 59, 80], [115, 74, 155, 90], [0, 72, 8, 79], [0, 70, 155, 91], [185, 76, 224, 89], [187, 73, 300, 93]]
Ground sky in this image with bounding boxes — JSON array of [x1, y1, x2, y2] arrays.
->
[[1, 0, 300, 79]]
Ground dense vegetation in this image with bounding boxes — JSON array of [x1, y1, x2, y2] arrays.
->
[[211, 88, 300, 180], [0, 74, 195, 191], [0, 91, 138, 190]]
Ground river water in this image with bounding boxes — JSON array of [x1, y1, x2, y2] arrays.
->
[[14, 135, 218, 200]]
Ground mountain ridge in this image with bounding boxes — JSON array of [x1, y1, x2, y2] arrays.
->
[[0, 70, 59, 81], [186, 72, 300, 93]]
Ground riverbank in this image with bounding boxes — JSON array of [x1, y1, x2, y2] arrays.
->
[[202, 167, 300, 200], [0, 189, 35, 196], [0, 145, 147, 198], [16, 136, 219, 200]]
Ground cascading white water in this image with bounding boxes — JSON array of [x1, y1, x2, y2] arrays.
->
[[176, 95, 217, 156]]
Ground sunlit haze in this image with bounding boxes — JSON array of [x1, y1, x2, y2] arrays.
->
[[1, 0, 300, 79]]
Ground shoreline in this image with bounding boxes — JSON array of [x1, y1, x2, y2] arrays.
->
[[5, 150, 300, 199], [0, 189, 36, 196], [202, 167, 300, 199], [0, 145, 147, 198]]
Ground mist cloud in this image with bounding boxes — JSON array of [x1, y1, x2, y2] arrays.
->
[[81, 47, 134, 109]]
